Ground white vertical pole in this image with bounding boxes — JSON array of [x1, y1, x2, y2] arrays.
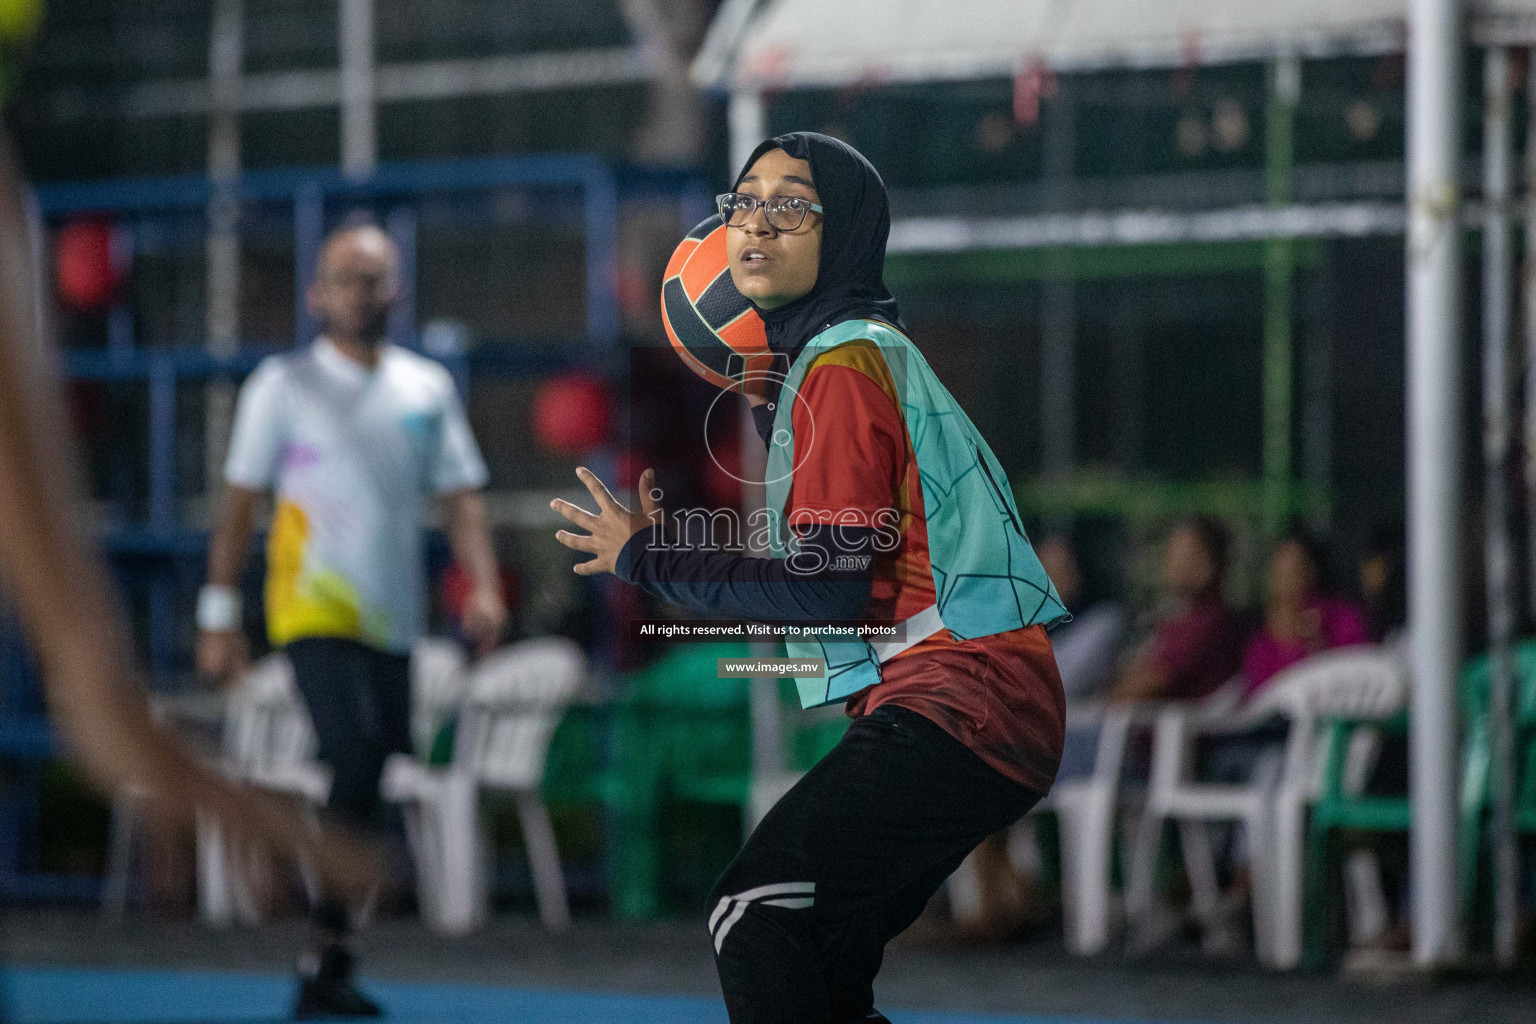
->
[[728, 89, 765, 182], [740, 401, 782, 816], [727, 88, 781, 818], [1482, 46, 1519, 970], [339, 0, 377, 179], [1406, 0, 1465, 968], [205, 0, 242, 497], [1524, 59, 1536, 627]]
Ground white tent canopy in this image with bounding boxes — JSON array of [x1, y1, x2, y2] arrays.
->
[[702, 0, 1536, 90]]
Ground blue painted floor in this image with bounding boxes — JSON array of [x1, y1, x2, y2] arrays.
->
[[1, 967, 1174, 1024]]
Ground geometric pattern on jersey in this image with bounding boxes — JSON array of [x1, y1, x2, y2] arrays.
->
[[764, 320, 1068, 709]]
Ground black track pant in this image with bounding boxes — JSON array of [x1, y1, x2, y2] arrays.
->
[[287, 637, 412, 932], [709, 704, 1042, 1024]]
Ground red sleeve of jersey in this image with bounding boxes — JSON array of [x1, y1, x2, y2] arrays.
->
[[785, 361, 906, 530]]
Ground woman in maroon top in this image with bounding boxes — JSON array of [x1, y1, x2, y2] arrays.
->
[[1111, 517, 1246, 703]]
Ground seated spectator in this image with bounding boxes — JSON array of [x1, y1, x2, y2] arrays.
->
[[958, 536, 1128, 937], [1056, 518, 1244, 782], [1358, 523, 1406, 644], [1242, 529, 1371, 699], [1110, 516, 1246, 704], [1036, 534, 1127, 701]]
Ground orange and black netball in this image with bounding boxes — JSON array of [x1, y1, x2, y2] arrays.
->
[[660, 214, 773, 394]]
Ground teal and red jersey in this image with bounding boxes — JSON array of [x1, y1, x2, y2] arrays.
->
[[783, 341, 1064, 793]]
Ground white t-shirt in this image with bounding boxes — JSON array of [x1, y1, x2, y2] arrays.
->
[[224, 338, 488, 654]]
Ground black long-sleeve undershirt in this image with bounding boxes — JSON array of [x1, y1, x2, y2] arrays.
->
[[612, 401, 877, 621], [613, 523, 876, 622]]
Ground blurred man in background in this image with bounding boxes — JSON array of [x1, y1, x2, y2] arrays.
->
[[197, 223, 505, 1018]]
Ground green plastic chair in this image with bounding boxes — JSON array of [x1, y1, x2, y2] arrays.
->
[[605, 642, 751, 919], [1457, 640, 1536, 933], [605, 645, 851, 919], [1303, 639, 1536, 966], [1301, 709, 1410, 968]]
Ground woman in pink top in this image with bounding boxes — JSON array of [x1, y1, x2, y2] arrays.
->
[[1243, 531, 1371, 698]]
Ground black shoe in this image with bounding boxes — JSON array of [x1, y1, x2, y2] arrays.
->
[[293, 944, 382, 1019], [293, 976, 383, 1019]]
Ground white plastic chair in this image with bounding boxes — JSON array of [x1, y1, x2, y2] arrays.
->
[[1046, 702, 1161, 954], [409, 637, 469, 758], [382, 636, 584, 934], [102, 695, 199, 920], [1125, 646, 1407, 969], [197, 653, 329, 927], [197, 641, 476, 927], [947, 701, 1157, 954]]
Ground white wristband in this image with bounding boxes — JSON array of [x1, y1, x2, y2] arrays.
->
[[197, 585, 243, 632]]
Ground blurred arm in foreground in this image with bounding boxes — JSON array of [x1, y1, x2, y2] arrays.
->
[[0, 122, 381, 899]]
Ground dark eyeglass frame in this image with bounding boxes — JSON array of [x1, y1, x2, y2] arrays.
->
[[716, 192, 824, 232]]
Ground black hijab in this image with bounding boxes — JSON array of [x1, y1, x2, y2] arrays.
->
[[732, 132, 904, 367]]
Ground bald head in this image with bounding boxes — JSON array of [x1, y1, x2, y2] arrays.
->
[[307, 225, 399, 347]]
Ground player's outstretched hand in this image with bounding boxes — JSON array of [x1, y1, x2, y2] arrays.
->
[[551, 466, 661, 576], [48, 631, 386, 903], [172, 770, 386, 902]]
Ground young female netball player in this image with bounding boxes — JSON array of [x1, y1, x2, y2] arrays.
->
[[552, 132, 1066, 1024]]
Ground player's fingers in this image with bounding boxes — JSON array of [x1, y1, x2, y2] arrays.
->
[[294, 825, 386, 898], [638, 468, 661, 518], [575, 466, 623, 515], [554, 529, 598, 553], [572, 558, 605, 576], [550, 498, 599, 529], [200, 783, 384, 899]]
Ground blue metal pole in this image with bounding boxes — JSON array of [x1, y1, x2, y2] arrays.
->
[[294, 182, 324, 346], [386, 204, 418, 348], [107, 223, 135, 366], [147, 356, 177, 531], [583, 163, 620, 354], [680, 181, 714, 235], [147, 356, 178, 682]]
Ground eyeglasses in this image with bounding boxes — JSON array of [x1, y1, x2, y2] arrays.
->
[[716, 192, 824, 232]]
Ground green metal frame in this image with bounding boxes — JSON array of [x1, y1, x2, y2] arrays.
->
[[884, 238, 1326, 287], [890, 59, 1311, 536], [1013, 472, 1329, 522], [1263, 57, 1299, 537]]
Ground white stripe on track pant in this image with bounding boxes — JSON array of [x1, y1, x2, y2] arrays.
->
[[709, 881, 816, 954]]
